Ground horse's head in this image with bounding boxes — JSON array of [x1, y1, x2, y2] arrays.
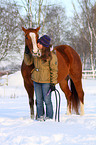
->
[[22, 26, 40, 54]]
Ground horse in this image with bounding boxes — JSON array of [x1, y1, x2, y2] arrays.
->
[[21, 26, 84, 119]]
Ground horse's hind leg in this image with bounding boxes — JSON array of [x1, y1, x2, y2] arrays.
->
[[59, 78, 72, 115], [71, 78, 84, 115]]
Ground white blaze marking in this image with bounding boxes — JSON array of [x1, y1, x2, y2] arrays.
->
[[29, 32, 38, 53]]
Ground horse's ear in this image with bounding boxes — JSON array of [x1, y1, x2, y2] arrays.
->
[[36, 26, 40, 32], [22, 27, 26, 32]]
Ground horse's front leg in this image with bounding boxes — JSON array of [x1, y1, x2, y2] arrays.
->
[[28, 85, 34, 119], [24, 80, 35, 119], [29, 97, 34, 119]]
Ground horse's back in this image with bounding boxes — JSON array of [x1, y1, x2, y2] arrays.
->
[[55, 45, 82, 79], [55, 45, 81, 63]]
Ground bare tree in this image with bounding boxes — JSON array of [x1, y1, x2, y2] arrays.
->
[[71, 0, 96, 69], [43, 5, 68, 46], [0, 1, 24, 63], [20, 0, 46, 28]]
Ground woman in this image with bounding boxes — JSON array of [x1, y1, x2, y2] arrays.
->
[[24, 35, 58, 121]]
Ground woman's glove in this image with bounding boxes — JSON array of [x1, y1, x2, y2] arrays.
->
[[25, 46, 30, 54], [50, 83, 56, 92]]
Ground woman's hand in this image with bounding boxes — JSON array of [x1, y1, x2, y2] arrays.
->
[[50, 83, 56, 92]]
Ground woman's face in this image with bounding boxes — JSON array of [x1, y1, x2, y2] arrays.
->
[[37, 43, 43, 50]]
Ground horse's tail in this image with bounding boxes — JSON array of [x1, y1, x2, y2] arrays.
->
[[70, 78, 80, 114]]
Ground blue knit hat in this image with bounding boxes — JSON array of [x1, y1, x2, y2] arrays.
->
[[37, 35, 51, 47]]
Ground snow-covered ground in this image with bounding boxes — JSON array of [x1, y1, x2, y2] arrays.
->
[[0, 71, 96, 145]]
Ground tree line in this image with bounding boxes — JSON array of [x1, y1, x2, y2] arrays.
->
[[0, 0, 96, 70]]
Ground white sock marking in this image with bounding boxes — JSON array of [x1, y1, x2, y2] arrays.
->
[[80, 102, 84, 115]]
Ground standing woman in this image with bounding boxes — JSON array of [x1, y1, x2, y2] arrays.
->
[[24, 35, 58, 121]]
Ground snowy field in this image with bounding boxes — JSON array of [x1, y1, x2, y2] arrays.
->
[[0, 71, 96, 145]]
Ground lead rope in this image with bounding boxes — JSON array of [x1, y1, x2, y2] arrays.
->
[[47, 88, 61, 122], [54, 89, 61, 122], [48, 57, 61, 122]]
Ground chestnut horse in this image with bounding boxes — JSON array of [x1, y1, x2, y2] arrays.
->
[[21, 26, 84, 119]]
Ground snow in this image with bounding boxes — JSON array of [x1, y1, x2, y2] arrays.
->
[[0, 71, 96, 145]]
